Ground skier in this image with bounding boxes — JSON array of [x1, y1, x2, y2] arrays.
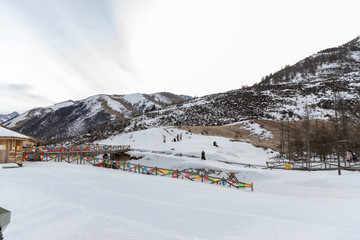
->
[[213, 141, 219, 147], [201, 151, 206, 160], [177, 134, 180, 142]]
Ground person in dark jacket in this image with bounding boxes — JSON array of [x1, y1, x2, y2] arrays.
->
[[352, 151, 358, 161], [201, 151, 206, 160], [213, 141, 219, 147]]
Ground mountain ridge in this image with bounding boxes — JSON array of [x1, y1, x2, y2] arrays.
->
[[115, 35, 360, 132], [4, 92, 191, 141], [0, 111, 19, 124]]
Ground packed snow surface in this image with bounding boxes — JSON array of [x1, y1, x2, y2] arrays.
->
[[1, 127, 360, 240]]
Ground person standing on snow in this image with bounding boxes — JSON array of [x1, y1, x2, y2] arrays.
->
[[346, 150, 352, 161], [163, 135, 166, 143], [352, 151, 358, 161], [201, 151, 206, 160]]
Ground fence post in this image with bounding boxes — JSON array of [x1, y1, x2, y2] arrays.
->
[[155, 167, 158, 176], [251, 182, 254, 192]]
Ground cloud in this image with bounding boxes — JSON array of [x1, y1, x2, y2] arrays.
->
[[1, 83, 48, 100], [119, 0, 360, 96], [0, 84, 53, 113], [0, 0, 136, 112], [5, 0, 119, 52], [1, 0, 360, 114]]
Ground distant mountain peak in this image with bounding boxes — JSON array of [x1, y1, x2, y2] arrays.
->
[[0, 112, 19, 124]]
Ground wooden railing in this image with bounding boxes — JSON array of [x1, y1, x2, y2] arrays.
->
[[29, 153, 254, 191], [115, 162, 254, 191], [22, 145, 254, 191], [266, 160, 360, 171], [22, 144, 131, 161]]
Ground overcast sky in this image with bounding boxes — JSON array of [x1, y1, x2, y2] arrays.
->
[[1, 0, 360, 113]]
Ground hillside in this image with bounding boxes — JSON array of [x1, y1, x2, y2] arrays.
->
[[0, 111, 19, 123], [4, 92, 189, 141], [119, 35, 360, 130]]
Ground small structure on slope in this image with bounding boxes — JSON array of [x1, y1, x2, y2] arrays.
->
[[0, 125, 28, 165]]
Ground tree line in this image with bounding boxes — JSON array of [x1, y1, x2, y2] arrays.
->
[[277, 102, 360, 162]]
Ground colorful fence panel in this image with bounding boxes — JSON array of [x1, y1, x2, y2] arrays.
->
[[22, 144, 131, 161], [117, 163, 253, 191], [22, 144, 253, 191]]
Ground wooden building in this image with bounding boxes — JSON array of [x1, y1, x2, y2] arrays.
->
[[0, 125, 29, 164]]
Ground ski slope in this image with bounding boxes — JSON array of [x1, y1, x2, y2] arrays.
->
[[1, 127, 360, 240]]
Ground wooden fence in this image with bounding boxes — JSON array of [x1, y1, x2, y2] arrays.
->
[[22, 144, 254, 191], [22, 144, 131, 162], [31, 153, 253, 191], [115, 162, 254, 191], [266, 159, 360, 171]]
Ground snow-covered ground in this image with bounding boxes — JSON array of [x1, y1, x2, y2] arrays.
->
[[99, 127, 276, 171], [228, 120, 274, 139], [1, 127, 360, 240]]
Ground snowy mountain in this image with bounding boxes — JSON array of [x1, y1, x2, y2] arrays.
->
[[4, 92, 189, 141], [0, 111, 19, 123], [118, 35, 360, 131]]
